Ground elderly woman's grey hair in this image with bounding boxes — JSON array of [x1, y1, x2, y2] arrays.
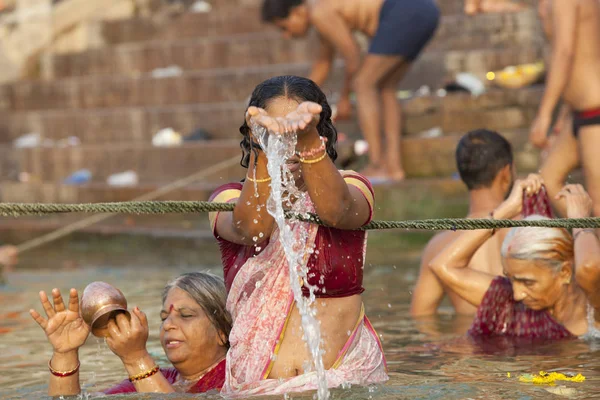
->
[[501, 215, 574, 272], [162, 271, 232, 347]]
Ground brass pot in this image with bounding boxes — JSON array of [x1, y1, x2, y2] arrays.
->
[[80, 281, 130, 338]]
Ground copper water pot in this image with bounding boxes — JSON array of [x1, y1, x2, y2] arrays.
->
[[80, 281, 130, 338]]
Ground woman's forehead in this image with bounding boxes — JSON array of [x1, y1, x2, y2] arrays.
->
[[163, 287, 198, 308], [266, 97, 300, 117]]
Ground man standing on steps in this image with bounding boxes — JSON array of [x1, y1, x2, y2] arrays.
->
[[410, 130, 516, 317], [261, 0, 440, 183], [530, 0, 600, 218]]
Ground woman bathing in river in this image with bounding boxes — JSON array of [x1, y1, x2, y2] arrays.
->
[[30, 272, 230, 396], [208, 75, 388, 396], [429, 174, 600, 339]]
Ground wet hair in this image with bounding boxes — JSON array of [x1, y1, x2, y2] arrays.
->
[[162, 272, 232, 348], [501, 215, 574, 272], [455, 129, 513, 190], [262, 0, 303, 22], [239, 75, 338, 168]]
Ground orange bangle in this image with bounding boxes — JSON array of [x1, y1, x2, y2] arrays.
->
[[129, 365, 160, 382], [48, 359, 80, 377]]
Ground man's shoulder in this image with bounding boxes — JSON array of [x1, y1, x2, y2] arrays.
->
[[420, 231, 457, 267]]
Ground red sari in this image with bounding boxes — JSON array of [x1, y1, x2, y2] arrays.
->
[[103, 359, 226, 395]]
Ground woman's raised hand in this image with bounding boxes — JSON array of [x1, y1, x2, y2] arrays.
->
[[30, 288, 90, 354], [245, 102, 322, 137], [105, 307, 150, 365], [556, 184, 593, 219]]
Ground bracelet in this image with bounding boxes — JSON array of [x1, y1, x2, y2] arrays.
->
[[48, 359, 80, 377], [299, 151, 327, 165], [129, 365, 160, 382], [296, 137, 327, 159], [246, 174, 271, 183], [574, 228, 597, 241], [489, 211, 496, 236]]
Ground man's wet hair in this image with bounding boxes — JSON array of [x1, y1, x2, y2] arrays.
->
[[455, 129, 513, 190], [262, 0, 303, 22]]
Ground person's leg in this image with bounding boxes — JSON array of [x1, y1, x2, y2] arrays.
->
[[578, 125, 600, 217], [539, 117, 580, 217], [380, 62, 411, 181], [353, 55, 404, 179]]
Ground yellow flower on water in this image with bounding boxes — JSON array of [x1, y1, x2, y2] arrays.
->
[[518, 371, 586, 385]]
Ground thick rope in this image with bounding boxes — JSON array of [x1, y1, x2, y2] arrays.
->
[[13, 156, 241, 253], [2, 200, 599, 230]]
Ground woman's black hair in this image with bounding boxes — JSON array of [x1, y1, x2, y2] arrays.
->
[[239, 75, 338, 168]]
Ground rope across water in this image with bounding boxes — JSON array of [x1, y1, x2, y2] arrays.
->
[[1, 201, 599, 231]]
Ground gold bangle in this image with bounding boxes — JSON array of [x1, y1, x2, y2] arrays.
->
[[129, 365, 160, 382], [246, 174, 271, 183], [299, 151, 327, 165]]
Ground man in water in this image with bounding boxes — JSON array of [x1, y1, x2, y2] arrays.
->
[[410, 130, 515, 316], [261, 0, 440, 182], [530, 0, 600, 218]]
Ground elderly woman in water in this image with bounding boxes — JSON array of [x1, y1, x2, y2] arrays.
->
[[29, 272, 231, 396], [429, 176, 600, 339], [208, 75, 387, 396]]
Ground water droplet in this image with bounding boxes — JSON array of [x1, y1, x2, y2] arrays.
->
[[253, 219, 258, 224], [259, 232, 264, 238], [252, 236, 258, 242]]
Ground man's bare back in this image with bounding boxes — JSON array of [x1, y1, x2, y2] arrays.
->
[[541, 0, 600, 109], [411, 228, 504, 316], [310, 0, 383, 37]]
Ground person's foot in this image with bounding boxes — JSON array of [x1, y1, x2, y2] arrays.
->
[[361, 165, 389, 184], [389, 169, 406, 182]]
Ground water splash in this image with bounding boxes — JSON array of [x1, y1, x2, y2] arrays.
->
[[253, 124, 329, 399]]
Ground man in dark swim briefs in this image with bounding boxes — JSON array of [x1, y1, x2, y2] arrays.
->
[[530, 0, 600, 219], [262, 0, 440, 183]]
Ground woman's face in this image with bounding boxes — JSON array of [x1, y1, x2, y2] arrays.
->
[[503, 257, 570, 310], [159, 287, 224, 369]]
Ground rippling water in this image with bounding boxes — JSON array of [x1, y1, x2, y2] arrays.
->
[[1, 260, 599, 399]]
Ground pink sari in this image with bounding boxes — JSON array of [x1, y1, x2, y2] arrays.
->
[[222, 201, 388, 397]]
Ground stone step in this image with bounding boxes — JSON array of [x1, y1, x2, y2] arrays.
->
[[12, 140, 245, 184], [3, 45, 544, 112], [9, 130, 538, 185], [0, 86, 543, 144], [49, 11, 541, 79]]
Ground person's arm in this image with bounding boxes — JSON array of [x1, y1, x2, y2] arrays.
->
[[294, 103, 369, 228], [213, 108, 276, 246], [29, 288, 90, 397], [429, 176, 543, 307], [557, 185, 600, 311], [309, 37, 335, 86], [310, 7, 361, 107], [538, 0, 577, 120], [106, 309, 175, 393], [410, 234, 453, 316]]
